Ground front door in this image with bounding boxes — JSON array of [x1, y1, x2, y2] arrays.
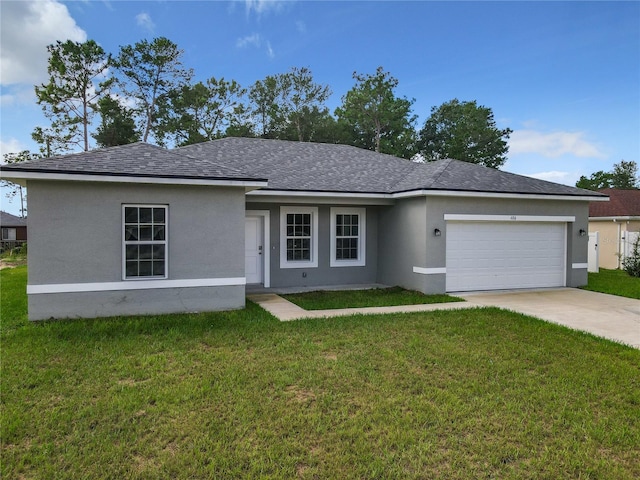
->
[[245, 216, 264, 284]]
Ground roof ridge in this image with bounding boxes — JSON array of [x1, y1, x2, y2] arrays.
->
[[426, 158, 454, 189], [387, 158, 452, 193], [173, 141, 251, 176]]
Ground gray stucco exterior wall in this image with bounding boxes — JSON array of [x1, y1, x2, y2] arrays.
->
[[424, 196, 590, 291], [377, 197, 431, 292], [27, 180, 246, 320], [246, 202, 379, 288], [378, 195, 590, 294]]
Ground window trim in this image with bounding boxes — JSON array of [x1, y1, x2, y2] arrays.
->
[[2, 228, 17, 241], [330, 207, 366, 267], [122, 204, 169, 280], [280, 206, 318, 269]]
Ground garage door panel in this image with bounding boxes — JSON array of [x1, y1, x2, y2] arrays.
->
[[446, 222, 566, 292]]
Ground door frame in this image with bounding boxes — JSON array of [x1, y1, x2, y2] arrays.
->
[[246, 210, 270, 288]]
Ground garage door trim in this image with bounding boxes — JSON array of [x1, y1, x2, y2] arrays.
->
[[445, 219, 568, 292], [444, 214, 575, 223]]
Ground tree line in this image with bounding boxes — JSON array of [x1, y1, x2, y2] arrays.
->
[[20, 37, 512, 168], [575, 160, 639, 190]]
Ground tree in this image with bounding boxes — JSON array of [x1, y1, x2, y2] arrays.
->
[[335, 66, 417, 158], [279, 67, 332, 142], [247, 68, 332, 142], [289, 107, 344, 144], [417, 99, 511, 169], [115, 37, 192, 144], [93, 96, 140, 147], [161, 77, 248, 146], [2, 151, 39, 217], [575, 171, 614, 191], [576, 160, 639, 190], [34, 39, 113, 152], [31, 125, 76, 157], [248, 74, 286, 139], [611, 160, 639, 189]]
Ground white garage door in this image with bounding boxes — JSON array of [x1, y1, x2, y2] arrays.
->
[[446, 222, 566, 292]]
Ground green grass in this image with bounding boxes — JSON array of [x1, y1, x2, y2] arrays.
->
[[581, 268, 640, 299], [282, 286, 463, 310], [2, 266, 639, 479]]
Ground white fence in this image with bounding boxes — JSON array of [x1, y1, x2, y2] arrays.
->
[[623, 231, 639, 264], [587, 232, 599, 273]]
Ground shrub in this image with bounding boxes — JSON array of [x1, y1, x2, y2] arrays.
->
[[622, 234, 640, 277]]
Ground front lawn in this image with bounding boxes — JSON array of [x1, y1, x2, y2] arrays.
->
[[282, 286, 463, 310], [2, 266, 639, 479], [581, 268, 640, 299]]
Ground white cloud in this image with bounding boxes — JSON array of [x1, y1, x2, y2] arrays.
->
[[244, 0, 289, 16], [0, 0, 86, 86], [236, 33, 274, 58], [525, 170, 580, 186], [236, 33, 261, 48], [0, 86, 36, 108], [136, 12, 155, 32], [296, 20, 306, 33], [509, 129, 606, 159], [0, 138, 27, 160]]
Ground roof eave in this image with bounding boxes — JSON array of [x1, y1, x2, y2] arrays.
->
[[409, 189, 609, 201], [248, 187, 607, 202], [0, 169, 268, 188], [589, 215, 640, 221]]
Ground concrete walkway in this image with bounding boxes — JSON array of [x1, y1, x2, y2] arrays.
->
[[247, 293, 478, 321], [247, 288, 640, 349]]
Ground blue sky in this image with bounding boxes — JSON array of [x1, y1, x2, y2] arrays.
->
[[1, 1, 639, 215]]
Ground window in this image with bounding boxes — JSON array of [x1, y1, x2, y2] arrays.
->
[[280, 207, 318, 268], [123, 205, 167, 279], [330, 208, 366, 267], [1, 228, 16, 241]]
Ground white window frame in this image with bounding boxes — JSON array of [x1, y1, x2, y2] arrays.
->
[[330, 207, 366, 267], [122, 204, 169, 280], [280, 206, 318, 269], [2, 228, 17, 241]]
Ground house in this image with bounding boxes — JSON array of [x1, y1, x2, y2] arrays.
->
[[0, 211, 27, 251], [588, 189, 640, 269], [0, 138, 607, 321]]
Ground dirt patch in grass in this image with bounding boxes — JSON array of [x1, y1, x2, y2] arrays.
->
[[0, 258, 26, 269], [285, 385, 317, 403]]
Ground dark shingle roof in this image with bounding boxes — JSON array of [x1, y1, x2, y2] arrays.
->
[[179, 138, 416, 193], [178, 137, 604, 197], [392, 158, 600, 196], [590, 189, 640, 217], [0, 211, 27, 227], [0, 137, 605, 198], [0, 142, 265, 182]]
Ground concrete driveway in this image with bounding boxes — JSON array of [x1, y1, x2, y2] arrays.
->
[[459, 288, 640, 349]]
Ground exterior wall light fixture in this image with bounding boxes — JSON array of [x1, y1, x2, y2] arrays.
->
[[579, 229, 587, 237], [434, 228, 442, 237]]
